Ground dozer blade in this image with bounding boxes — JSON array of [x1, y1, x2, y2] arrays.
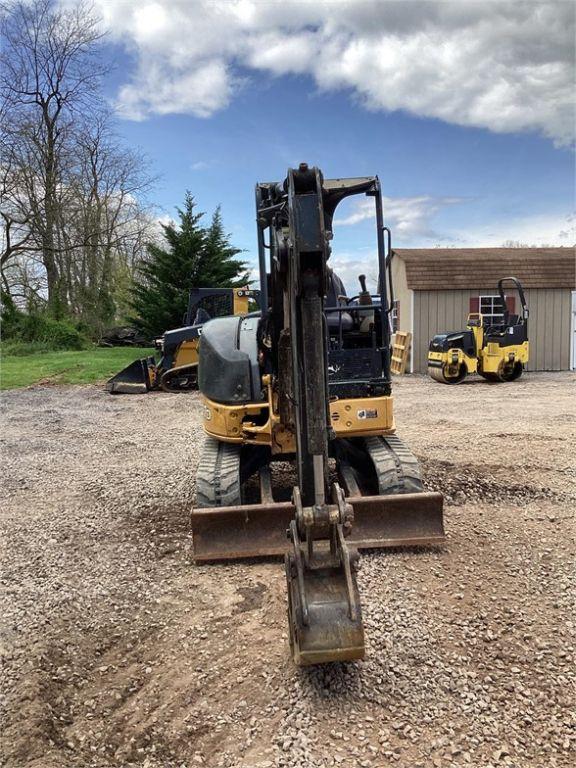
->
[[106, 358, 153, 394], [192, 491, 445, 562], [286, 553, 365, 665]]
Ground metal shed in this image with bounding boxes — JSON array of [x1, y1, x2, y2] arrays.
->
[[390, 247, 576, 373]]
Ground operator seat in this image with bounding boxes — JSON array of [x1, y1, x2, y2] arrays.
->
[[326, 269, 353, 332]]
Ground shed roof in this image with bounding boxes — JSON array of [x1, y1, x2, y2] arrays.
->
[[393, 247, 575, 290]]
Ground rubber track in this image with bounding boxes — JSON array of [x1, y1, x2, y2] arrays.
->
[[160, 364, 198, 392], [364, 435, 423, 495], [195, 437, 242, 507]]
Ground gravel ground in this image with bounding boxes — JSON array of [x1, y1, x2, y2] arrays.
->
[[1, 372, 575, 768]]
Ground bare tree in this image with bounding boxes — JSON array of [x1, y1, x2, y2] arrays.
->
[[62, 112, 155, 329], [1, 0, 155, 330], [500, 240, 554, 248], [1, 0, 108, 313]]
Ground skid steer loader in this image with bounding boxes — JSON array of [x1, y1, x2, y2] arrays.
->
[[427, 277, 529, 384], [192, 164, 445, 665], [106, 287, 260, 393]]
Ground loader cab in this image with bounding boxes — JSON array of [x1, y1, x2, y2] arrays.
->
[[184, 287, 261, 327]]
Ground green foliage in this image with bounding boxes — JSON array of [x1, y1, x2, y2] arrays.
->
[[74, 283, 116, 338], [0, 347, 155, 389], [130, 194, 247, 338], [1, 304, 91, 353], [0, 292, 18, 340], [1, 340, 73, 357]]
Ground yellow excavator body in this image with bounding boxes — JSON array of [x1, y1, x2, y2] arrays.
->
[[192, 165, 445, 666], [202, 383, 395, 450]]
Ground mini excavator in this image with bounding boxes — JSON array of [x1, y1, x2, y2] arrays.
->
[[106, 287, 259, 393], [192, 164, 445, 665], [427, 277, 529, 384]]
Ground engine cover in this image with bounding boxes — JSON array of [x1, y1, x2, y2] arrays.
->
[[198, 316, 262, 404]]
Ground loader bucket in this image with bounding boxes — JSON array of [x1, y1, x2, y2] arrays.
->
[[106, 357, 154, 394], [192, 492, 445, 562]]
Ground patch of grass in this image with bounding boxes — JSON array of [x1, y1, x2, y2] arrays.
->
[[0, 347, 156, 390]]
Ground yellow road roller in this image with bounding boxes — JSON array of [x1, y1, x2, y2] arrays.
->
[[428, 277, 529, 384]]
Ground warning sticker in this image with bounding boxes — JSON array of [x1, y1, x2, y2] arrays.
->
[[357, 409, 378, 419]]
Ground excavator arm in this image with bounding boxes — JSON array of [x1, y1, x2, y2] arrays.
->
[[277, 165, 364, 663]]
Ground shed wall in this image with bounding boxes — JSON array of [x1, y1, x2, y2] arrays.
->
[[412, 288, 572, 373], [390, 255, 412, 333]]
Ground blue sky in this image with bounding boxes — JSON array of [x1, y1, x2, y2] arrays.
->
[[93, 0, 575, 291]]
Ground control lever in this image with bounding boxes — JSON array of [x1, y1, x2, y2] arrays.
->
[[358, 274, 374, 332]]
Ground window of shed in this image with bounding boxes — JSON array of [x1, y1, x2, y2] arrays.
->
[[479, 295, 504, 327]]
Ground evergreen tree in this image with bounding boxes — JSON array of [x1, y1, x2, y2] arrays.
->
[[198, 206, 247, 287], [130, 194, 246, 338]]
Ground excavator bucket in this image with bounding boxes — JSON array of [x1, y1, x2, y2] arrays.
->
[[286, 551, 365, 665], [191, 492, 445, 562], [106, 357, 156, 394]]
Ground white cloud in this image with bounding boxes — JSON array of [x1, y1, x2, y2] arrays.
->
[[328, 207, 576, 293], [447, 211, 576, 247], [335, 195, 465, 241], [328, 253, 380, 296], [116, 59, 233, 120], [92, 0, 575, 144], [334, 199, 375, 227], [334, 195, 576, 248], [329, 194, 466, 291]]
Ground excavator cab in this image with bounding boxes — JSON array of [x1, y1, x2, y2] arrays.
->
[[192, 165, 445, 665]]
